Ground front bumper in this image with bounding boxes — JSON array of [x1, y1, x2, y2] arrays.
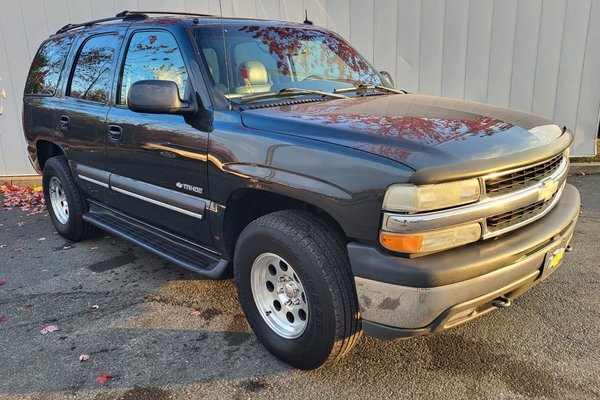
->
[[349, 184, 580, 340]]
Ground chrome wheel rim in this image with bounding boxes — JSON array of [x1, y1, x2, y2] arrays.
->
[[49, 177, 69, 224], [250, 252, 309, 339]]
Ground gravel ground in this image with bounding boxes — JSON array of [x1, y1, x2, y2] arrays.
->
[[0, 175, 598, 400]]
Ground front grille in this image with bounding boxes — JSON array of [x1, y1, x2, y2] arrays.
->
[[485, 154, 564, 196], [486, 193, 556, 231]]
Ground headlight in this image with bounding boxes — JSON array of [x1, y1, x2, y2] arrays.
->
[[382, 179, 481, 213], [380, 223, 481, 253]]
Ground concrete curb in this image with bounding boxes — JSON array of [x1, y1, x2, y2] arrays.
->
[[569, 162, 600, 176], [1, 175, 42, 187]]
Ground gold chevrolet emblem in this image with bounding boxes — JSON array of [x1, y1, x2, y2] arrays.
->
[[538, 179, 558, 202]]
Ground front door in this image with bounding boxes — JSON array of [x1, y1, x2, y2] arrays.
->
[[104, 29, 212, 247]]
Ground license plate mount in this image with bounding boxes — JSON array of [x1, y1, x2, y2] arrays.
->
[[542, 247, 566, 279]]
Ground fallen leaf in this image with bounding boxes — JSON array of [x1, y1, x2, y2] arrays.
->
[[96, 374, 113, 384], [24, 303, 34, 308], [0, 316, 7, 324], [190, 310, 202, 317], [0, 279, 6, 286], [17, 222, 25, 227], [0, 183, 45, 212], [91, 305, 99, 309], [40, 325, 59, 334], [79, 354, 90, 362]]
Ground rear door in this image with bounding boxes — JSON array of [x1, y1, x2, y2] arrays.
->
[[104, 28, 213, 247], [59, 31, 122, 203], [22, 34, 75, 170]]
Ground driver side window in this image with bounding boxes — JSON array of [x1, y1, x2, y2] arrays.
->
[[118, 31, 189, 105]]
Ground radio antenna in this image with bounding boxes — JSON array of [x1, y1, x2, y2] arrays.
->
[[219, 0, 232, 109], [303, 9, 313, 25]]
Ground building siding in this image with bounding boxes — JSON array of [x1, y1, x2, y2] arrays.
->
[[0, 0, 598, 176]]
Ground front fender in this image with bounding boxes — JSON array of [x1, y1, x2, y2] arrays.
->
[[208, 116, 413, 244]]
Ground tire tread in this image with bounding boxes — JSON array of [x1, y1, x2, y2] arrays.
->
[[235, 209, 362, 368]]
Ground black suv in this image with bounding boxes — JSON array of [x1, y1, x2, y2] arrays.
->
[[23, 11, 580, 369]]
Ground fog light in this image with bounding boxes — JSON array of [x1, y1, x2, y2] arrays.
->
[[379, 222, 481, 254]]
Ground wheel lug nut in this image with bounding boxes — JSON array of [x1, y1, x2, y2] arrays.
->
[[293, 299, 300, 305], [284, 300, 292, 306]]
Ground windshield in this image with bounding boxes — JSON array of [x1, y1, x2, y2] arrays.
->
[[192, 24, 387, 103]]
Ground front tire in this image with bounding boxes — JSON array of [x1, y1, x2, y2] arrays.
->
[[42, 156, 94, 242], [234, 210, 362, 369]]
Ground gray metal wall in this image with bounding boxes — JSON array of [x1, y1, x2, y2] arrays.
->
[[1, 0, 598, 176]]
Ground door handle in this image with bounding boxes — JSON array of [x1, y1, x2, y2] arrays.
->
[[108, 124, 123, 142], [59, 115, 70, 130]]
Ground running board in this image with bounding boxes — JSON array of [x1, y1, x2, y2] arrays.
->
[[83, 202, 231, 279]]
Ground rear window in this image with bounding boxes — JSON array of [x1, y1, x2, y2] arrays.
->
[[25, 36, 73, 95], [68, 34, 119, 103]]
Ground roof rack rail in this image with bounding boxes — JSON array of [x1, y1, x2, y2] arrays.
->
[[55, 12, 148, 35], [116, 10, 218, 18]]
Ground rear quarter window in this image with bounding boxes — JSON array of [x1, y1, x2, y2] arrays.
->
[[25, 36, 73, 95]]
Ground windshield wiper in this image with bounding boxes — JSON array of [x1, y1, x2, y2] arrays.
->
[[240, 88, 348, 103], [333, 84, 407, 95]]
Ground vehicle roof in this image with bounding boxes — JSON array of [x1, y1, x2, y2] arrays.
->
[[51, 13, 321, 37]]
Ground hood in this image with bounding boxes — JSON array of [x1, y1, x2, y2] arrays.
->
[[240, 94, 567, 173]]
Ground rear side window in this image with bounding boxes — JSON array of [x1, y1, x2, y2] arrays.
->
[[68, 34, 119, 103], [118, 31, 188, 105], [25, 36, 73, 95]]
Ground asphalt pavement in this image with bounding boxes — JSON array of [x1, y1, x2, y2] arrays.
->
[[0, 176, 598, 400]]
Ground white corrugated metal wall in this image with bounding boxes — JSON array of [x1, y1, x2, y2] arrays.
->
[[0, 0, 598, 176]]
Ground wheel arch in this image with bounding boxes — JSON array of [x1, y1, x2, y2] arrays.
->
[[35, 140, 67, 171], [221, 187, 348, 260]]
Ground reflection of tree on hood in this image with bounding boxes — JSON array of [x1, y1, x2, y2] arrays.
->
[[286, 113, 513, 161], [295, 114, 513, 144]]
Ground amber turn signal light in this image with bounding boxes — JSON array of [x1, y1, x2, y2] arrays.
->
[[379, 223, 481, 254], [379, 232, 424, 253]]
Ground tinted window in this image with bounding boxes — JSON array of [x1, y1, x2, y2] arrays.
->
[[69, 34, 119, 103], [25, 36, 73, 95], [119, 31, 188, 104]]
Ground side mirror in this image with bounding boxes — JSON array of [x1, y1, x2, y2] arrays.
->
[[379, 71, 395, 88], [127, 80, 196, 115]]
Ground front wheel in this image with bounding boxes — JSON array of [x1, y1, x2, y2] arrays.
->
[[234, 210, 362, 369]]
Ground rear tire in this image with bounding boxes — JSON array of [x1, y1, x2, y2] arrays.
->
[[234, 210, 362, 369], [42, 156, 94, 242]]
